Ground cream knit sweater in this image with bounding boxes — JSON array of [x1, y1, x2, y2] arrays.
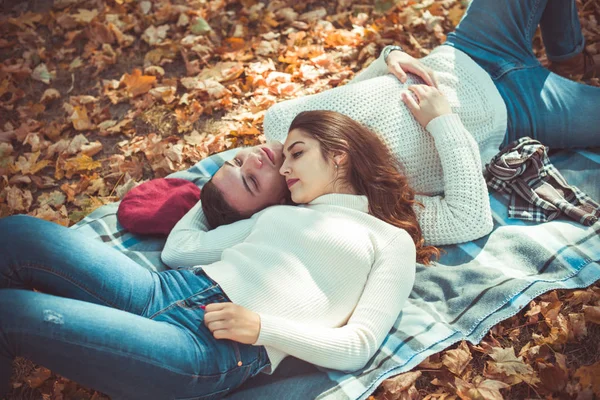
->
[[263, 45, 508, 245], [162, 193, 416, 373]]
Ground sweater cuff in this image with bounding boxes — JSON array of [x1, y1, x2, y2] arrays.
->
[[254, 313, 279, 347], [425, 113, 470, 147]]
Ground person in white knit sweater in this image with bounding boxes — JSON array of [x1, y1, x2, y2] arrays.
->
[[202, 0, 600, 246], [0, 108, 440, 398], [161, 109, 444, 378]]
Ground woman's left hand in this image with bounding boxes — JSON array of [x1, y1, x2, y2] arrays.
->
[[387, 50, 438, 87], [204, 302, 261, 344]]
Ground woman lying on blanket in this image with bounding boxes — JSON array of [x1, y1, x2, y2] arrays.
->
[[201, 0, 600, 246], [0, 110, 437, 399]]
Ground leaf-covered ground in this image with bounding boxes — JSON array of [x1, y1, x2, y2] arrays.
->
[[1, 0, 599, 399]]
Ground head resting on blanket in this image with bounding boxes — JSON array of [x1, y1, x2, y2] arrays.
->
[[203, 110, 439, 264]]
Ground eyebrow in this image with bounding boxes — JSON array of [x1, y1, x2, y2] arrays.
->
[[286, 141, 304, 153], [224, 161, 255, 196]]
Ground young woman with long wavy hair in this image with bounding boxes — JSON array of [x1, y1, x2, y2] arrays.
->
[[0, 105, 437, 399]]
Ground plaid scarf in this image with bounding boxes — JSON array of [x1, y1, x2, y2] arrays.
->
[[485, 137, 600, 226]]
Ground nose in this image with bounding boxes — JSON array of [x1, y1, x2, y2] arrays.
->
[[243, 152, 263, 171], [279, 159, 290, 175]]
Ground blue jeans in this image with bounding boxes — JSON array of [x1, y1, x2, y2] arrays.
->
[[0, 215, 270, 400], [445, 0, 600, 149]]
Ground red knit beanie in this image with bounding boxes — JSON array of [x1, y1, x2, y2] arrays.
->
[[117, 178, 201, 236]]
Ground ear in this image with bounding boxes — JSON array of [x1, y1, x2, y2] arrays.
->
[[332, 152, 348, 167]]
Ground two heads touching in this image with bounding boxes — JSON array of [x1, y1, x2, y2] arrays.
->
[[202, 106, 446, 265]]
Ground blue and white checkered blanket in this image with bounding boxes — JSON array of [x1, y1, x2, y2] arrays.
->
[[71, 148, 600, 400]]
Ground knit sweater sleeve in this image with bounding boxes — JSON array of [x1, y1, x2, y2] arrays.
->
[[161, 200, 255, 268], [254, 231, 416, 372], [415, 113, 493, 246]]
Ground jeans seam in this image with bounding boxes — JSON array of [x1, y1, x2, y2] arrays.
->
[[525, 0, 543, 45], [493, 63, 540, 81], [5, 263, 122, 310], [147, 284, 219, 319]]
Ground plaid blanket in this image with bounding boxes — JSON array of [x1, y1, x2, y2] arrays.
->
[[486, 137, 600, 226], [71, 148, 600, 400]]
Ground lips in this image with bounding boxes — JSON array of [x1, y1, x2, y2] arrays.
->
[[261, 147, 275, 166], [286, 179, 299, 188]]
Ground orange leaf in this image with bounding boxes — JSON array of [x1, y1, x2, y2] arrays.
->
[[122, 69, 156, 97]]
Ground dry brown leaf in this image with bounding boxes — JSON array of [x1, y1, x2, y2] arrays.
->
[[142, 25, 170, 46], [6, 186, 34, 212], [442, 341, 472, 376], [582, 305, 600, 324], [30, 204, 70, 226], [485, 346, 538, 385], [566, 290, 594, 306], [41, 88, 61, 103], [72, 8, 98, 24], [455, 376, 509, 400], [24, 367, 52, 389], [380, 371, 421, 398], [538, 360, 568, 393], [574, 361, 600, 396], [37, 190, 67, 208], [568, 313, 588, 341], [14, 152, 51, 175]]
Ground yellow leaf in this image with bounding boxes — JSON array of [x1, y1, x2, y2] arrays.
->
[[63, 154, 102, 178], [70, 105, 95, 131], [448, 4, 466, 27]]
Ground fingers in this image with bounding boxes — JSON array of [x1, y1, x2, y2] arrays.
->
[[407, 84, 430, 100], [429, 68, 439, 88], [401, 91, 419, 112], [416, 67, 435, 87], [389, 63, 407, 83]]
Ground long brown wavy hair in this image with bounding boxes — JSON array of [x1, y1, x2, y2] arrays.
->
[[289, 110, 440, 265]]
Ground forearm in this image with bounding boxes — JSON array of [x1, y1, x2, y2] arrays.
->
[[416, 114, 493, 245], [161, 201, 254, 267]]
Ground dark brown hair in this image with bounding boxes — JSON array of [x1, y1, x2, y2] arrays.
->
[[201, 178, 245, 229], [289, 110, 440, 265]]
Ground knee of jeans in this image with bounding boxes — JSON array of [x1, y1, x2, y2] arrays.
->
[[0, 215, 45, 242]]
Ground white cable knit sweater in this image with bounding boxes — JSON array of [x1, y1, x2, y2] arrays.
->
[[162, 194, 416, 373], [263, 45, 508, 245]]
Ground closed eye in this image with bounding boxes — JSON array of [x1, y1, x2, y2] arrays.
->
[[292, 151, 303, 159]]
